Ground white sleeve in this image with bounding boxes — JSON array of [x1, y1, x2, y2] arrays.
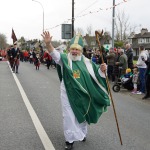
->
[[49, 49, 62, 65], [98, 68, 106, 78]]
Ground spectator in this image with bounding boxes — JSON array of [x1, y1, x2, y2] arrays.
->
[[106, 47, 116, 82], [115, 48, 128, 76], [125, 44, 134, 69], [136, 45, 148, 94], [97, 49, 107, 64], [131, 68, 139, 94], [113, 48, 121, 81], [142, 54, 150, 99], [82, 47, 89, 58]]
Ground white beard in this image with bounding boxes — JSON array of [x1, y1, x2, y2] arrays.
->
[[69, 53, 82, 61]]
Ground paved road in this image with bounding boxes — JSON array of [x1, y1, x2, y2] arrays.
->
[[0, 61, 150, 150]]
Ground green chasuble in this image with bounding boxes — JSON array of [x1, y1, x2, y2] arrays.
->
[[57, 53, 110, 124]]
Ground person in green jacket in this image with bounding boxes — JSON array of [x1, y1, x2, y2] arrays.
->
[[42, 31, 110, 150], [115, 48, 128, 76]]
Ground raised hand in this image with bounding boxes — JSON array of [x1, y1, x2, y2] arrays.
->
[[41, 31, 52, 46], [41, 31, 54, 52]]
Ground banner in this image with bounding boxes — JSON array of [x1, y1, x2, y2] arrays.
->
[[11, 28, 17, 44]]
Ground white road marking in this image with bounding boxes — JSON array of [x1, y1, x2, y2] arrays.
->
[[8, 62, 55, 150]]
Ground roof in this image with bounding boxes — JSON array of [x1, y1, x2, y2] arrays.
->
[[134, 32, 150, 38], [83, 32, 112, 46]]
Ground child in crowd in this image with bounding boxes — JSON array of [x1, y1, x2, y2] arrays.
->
[[34, 53, 40, 70], [121, 68, 132, 82], [131, 68, 139, 94]]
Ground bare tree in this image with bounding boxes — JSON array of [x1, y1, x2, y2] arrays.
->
[[74, 27, 84, 36], [86, 25, 93, 36], [115, 10, 130, 42]]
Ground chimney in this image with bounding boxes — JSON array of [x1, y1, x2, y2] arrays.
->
[[141, 28, 148, 35]]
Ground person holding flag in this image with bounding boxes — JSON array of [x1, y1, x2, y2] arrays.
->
[[42, 31, 110, 150], [11, 42, 20, 73]]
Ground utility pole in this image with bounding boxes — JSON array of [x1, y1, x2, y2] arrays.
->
[[112, 0, 115, 50], [72, 0, 74, 38]]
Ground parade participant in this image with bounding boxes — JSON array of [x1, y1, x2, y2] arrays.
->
[[23, 50, 29, 62], [29, 49, 34, 64], [42, 31, 110, 150], [34, 53, 40, 70], [7, 45, 13, 66], [11, 42, 20, 73], [43, 50, 52, 69]]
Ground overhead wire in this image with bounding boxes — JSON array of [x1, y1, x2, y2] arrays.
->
[[45, 0, 130, 31]]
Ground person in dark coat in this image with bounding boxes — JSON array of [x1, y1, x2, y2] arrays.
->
[[7, 45, 13, 67], [97, 49, 107, 64], [34, 53, 40, 70], [11, 42, 20, 73], [125, 44, 134, 69], [113, 48, 121, 80], [82, 47, 89, 58], [106, 47, 116, 82], [115, 48, 128, 76]]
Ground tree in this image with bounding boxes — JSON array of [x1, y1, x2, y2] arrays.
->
[[114, 41, 124, 48], [18, 36, 26, 43], [18, 36, 26, 50], [0, 33, 7, 49], [74, 27, 84, 36], [86, 25, 93, 36], [115, 10, 130, 42]]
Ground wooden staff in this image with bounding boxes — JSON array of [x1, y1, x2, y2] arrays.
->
[[95, 30, 123, 145]]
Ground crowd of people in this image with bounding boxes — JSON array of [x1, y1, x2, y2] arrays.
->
[[5, 39, 150, 101], [4, 38, 150, 101], [6, 42, 57, 72], [82, 44, 150, 100]]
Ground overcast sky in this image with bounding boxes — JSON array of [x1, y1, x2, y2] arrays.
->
[[1, 0, 150, 44]]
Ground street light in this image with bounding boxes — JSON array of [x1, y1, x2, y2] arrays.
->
[[32, 0, 44, 33]]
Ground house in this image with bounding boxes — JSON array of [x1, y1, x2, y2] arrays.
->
[[128, 28, 150, 56], [83, 32, 112, 51]]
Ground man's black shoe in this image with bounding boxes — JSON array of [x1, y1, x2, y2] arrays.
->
[[65, 142, 74, 150], [142, 95, 150, 99]]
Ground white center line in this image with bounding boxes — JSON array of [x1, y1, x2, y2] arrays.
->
[[8, 62, 55, 150]]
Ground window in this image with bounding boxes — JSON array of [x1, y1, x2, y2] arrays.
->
[[138, 38, 144, 44], [146, 38, 150, 43]]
